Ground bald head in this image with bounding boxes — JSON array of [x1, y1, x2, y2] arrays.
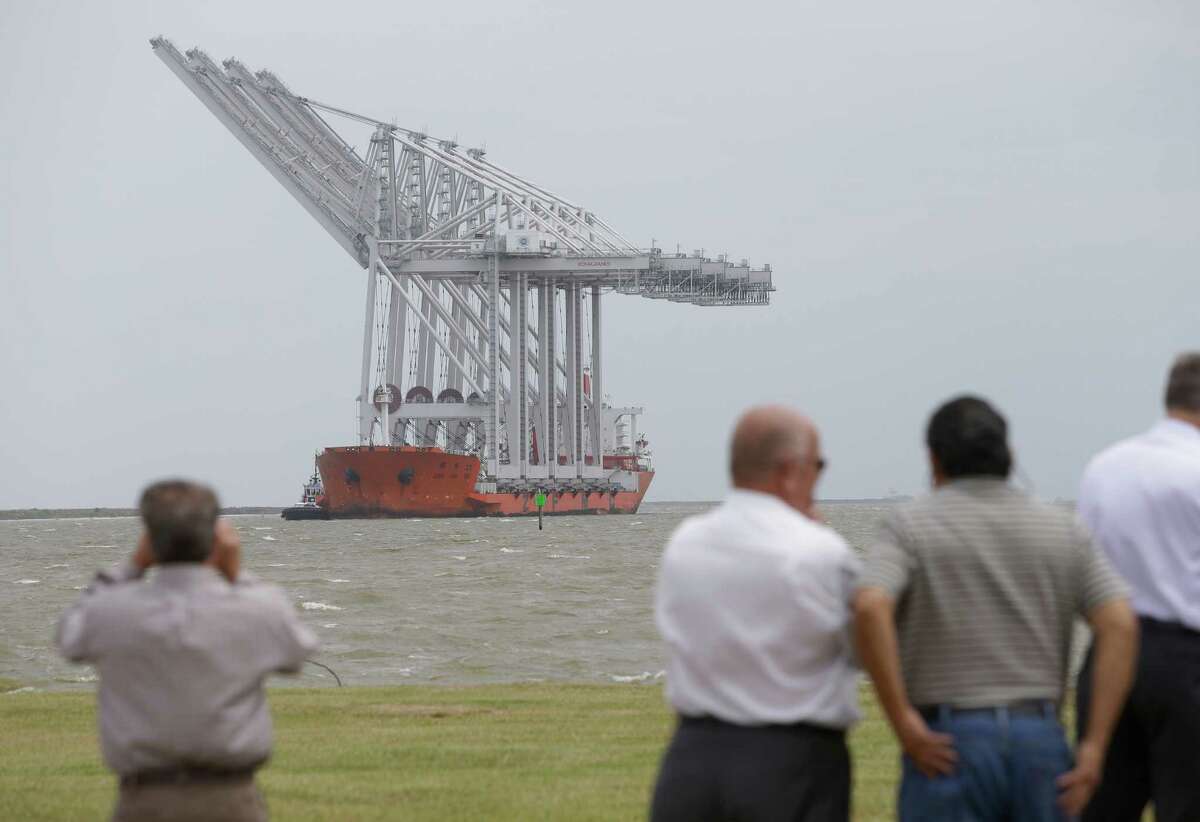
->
[[729, 405, 817, 487]]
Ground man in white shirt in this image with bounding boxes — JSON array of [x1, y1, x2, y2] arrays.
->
[[1076, 352, 1200, 822], [650, 406, 861, 822]]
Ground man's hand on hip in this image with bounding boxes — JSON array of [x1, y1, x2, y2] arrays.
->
[[1057, 738, 1103, 816], [896, 707, 958, 777], [852, 586, 957, 777]]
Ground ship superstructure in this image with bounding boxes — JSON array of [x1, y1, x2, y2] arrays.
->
[[282, 463, 330, 520], [151, 39, 774, 516]]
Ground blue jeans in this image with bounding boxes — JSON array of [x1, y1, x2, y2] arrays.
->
[[899, 705, 1074, 822]]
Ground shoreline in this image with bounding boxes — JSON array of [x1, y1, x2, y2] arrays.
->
[[0, 507, 282, 521]]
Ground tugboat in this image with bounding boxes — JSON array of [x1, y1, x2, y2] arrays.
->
[[281, 464, 331, 521]]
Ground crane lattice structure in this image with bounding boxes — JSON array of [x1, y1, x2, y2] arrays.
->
[[152, 38, 774, 490]]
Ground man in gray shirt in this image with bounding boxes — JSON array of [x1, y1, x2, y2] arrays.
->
[[854, 396, 1137, 821], [57, 480, 319, 822]]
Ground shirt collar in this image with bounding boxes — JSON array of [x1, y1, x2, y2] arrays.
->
[[151, 564, 228, 589], [941, 476, 1015, 495], [1154, 417, 1200, 443], [726, 488, 805, 516]]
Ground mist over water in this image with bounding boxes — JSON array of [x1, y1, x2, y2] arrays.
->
[[0, 502, 901, 690]]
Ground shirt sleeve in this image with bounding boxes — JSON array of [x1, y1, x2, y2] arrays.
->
[[856, 510, 916, 598], [236, 574, 320, 674], [840, 548, 864, 605], [274, 607, 320, 674], [822, 537, 863, 612], [1072, 522, 1128, 616], [56, 562, 144, 663], [653, 520, 697, 647], [838, 547, 864, 668], [788, 533, 859, 631], [1076, 460, 1104, 538]]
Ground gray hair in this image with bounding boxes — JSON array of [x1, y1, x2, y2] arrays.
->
[[139, 480, 220, 564], [1165, 352, 1200, 413]]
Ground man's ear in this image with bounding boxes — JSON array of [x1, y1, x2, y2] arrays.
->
[[928, 450, 946, 487], [204, 537, 222, 563], [133, 531, 156, 570]]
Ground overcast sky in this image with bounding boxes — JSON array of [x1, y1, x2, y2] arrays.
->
[[1, 1, 1197, 507]]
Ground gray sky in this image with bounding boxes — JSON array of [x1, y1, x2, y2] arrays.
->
[[1, 1, 1197, 507]]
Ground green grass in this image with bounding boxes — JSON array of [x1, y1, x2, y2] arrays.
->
[[0, 682, 896, 820]]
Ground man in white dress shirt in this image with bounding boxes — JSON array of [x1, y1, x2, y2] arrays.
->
[[1075, 352, 1200, 822], [650, 406, 861, 822]]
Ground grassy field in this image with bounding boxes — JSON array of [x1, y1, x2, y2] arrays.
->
[[0, 681, 905, 821]]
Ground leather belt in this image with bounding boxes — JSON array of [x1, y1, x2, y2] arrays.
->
[[120, 765, 258, 788], [918, 700, 1057, 724], [680, 714, 846, 739]]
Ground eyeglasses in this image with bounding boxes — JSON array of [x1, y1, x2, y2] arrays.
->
[[778, 455, 828, 473]]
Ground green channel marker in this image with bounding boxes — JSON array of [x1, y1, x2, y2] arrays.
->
[[535, 492, 547, 530]]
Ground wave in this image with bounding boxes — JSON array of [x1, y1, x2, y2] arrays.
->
[[610, 670, 665, 684], [300, 601, 343, 611]]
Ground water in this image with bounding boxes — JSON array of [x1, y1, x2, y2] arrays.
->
[[0, 502, 896, 690]]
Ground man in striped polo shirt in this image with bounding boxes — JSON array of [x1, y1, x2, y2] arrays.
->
[[854, 396, 1138, 821]]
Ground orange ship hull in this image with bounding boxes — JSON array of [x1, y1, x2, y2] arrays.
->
[[316, 446, 652, 518]]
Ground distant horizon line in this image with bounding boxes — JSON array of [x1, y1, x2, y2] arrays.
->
[[0, 495, 1080, 521]]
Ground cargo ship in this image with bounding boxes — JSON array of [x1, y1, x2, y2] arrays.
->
[[153, 39, 772, 521], [283, 365, 655, 519], [310, 442, 652, 518], [287, 367, 654, 519]]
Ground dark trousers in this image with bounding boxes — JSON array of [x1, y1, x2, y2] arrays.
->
[[1076, 617, 1200, 822], [649, 715, 850, 822]]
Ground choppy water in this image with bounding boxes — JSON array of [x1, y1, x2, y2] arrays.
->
[[0, 502, 896, 690]]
